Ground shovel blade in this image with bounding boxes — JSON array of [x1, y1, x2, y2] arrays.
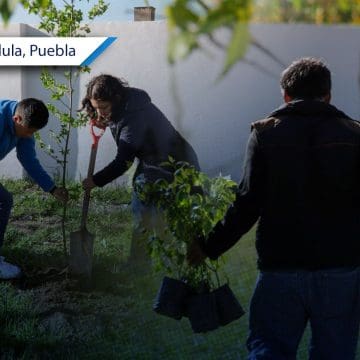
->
[[69, 228, 94, 278]]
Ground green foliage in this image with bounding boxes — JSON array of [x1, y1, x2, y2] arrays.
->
[[166, 0, 252, 76], [0, 0, 18, 24], [253, 0, 360, 24], [222, 20, 249, 76], [0, 0, 48, 24], [135, 159, 237, 289], [88, 0, 108, 21], [23, 0, 108, 36], [23, 0, 109, 257], [34, 71, 89, 170], [24, 0, 108, 175], [167, 0, 360, 74]]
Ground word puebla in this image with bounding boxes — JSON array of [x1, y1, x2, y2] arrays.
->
[[0, 43, 76, 57]]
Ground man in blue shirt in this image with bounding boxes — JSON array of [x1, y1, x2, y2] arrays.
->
[[0, 98, 68, 279]]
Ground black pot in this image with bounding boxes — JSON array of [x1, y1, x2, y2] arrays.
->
[[214, 284, 245, 326], [187, 292, 219, 333], [153, 276, 192, 320]]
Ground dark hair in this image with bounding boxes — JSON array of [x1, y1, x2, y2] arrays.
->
[[280, 57, 331, 100], [15, 98, 49, 129], [80, 74, 129, 116]]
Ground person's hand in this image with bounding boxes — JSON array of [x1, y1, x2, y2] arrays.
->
[[52, 187, 69, 203], [187, 237, 207, 266], [82, 177, 97, 191]]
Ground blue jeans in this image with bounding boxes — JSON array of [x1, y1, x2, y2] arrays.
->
[[131, 193, 168, 238], [130, 194, 171, 268], [0, 183, 13, 250], [247, 267, 360, 360]]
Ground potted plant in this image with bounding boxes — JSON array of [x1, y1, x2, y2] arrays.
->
[[135, 158, 245, 333]]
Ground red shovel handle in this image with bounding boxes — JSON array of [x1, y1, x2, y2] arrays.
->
[[81, 120, 105, 229], [89, 119, 105, 148]]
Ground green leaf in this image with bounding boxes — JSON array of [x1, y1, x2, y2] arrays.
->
[[136, 160, 236, 287], [0, 0, 18, 24], [222, 21, 249, 76], [88, 0, 109, 20], [166, 0, 199, 30], [165, 0, 252, 74], [167, 31, 198, 64]]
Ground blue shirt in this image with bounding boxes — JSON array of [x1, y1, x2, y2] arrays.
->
[[0, 99, 54, 192]]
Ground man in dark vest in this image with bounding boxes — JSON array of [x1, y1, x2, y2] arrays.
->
[[188, 58, 360, 359]]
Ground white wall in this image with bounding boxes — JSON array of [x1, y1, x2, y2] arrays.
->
[[0, 24, 24, 179], [0, 24, 81, 182], [0, 22, 359, 185], [81, 21, 360, 182]]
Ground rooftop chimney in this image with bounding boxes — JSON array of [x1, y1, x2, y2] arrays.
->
[[134, 6, 156, 21]]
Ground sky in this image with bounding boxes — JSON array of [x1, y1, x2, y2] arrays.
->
[[11, 0, 172, 23]]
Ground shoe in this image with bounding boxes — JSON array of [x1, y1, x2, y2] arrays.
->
[[0, 256, 22, 279]]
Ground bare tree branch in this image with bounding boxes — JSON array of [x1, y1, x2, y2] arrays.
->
[[251, 37, 287, 68]]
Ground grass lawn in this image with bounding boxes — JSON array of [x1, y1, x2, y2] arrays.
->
[[0, 179, 358, 359]]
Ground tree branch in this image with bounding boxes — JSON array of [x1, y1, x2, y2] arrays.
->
[[196, 0, 210, 11], [251, 36, 287, 68]]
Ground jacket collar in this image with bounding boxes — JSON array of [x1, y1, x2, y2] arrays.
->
[[270, 99, 352, 120]]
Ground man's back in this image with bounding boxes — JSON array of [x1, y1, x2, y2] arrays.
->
[[0, 99, 18, 159], [187, 57, 360, 360], [253, 99, 360, 270]]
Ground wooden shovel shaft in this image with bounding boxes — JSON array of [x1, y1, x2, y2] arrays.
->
[[81, 145, 98, 229]]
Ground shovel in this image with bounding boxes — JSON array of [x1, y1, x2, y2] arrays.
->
[[69, 121, 105, 278]]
